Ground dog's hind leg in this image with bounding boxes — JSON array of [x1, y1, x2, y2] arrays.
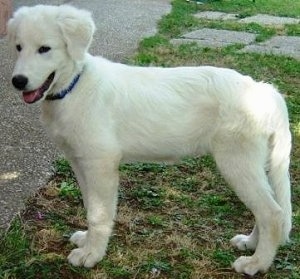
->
[[230, 124, 292, 252], [230, 224, 258, 251], [67, 155, 120, 268], [214, 138, 284, 276]]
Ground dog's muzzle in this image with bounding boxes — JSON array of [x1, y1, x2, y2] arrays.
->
[[12, 72, 55, 104]]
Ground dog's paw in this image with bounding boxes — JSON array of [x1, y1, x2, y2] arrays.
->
[[70, 231, 87, 248], [67, 247, 105, 268], [230, 234, 257, 251], [233, 256, 268, 276]]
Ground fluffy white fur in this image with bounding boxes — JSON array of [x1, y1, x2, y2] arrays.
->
[[8, 5, 292, 276]]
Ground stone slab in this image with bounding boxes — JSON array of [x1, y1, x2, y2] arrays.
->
[[241, 36, 300, 60], [194, 11, 237, 21], [195, 12, 300, 27], [239, 14, 300, 26], [172, 28, 256, 48]]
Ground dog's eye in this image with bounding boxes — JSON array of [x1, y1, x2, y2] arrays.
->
[[16, 44, 22, 52], [38, 46, 51, 54]]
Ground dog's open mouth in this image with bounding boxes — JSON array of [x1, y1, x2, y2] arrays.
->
[[22, 72, 55, 104]]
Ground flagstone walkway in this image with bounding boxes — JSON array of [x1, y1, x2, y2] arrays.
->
[[171, 11, 300, 60]]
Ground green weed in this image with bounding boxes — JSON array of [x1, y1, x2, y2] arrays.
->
[[54, 157, 73, 178], [59, 180, 82, 201]]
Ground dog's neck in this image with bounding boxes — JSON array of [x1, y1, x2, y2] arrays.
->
[[46, 60, 85, 101], [46, 72, 81, 101]]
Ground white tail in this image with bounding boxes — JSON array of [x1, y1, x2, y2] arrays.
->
[[267, 93, 292, 243]]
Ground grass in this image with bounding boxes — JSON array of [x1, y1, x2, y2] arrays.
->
[[1, 0, 300, 278], [199, 0, 300, 17]]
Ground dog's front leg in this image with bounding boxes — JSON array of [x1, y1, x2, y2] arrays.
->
[[67, 158, 119, 268]]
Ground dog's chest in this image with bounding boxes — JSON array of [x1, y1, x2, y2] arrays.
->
[[41, 104, 80, 153]]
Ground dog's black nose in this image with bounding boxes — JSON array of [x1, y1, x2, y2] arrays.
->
[[12, 75, 28, 90]]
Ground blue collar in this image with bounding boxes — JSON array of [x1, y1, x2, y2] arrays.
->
[[46, 73, 81, 101]]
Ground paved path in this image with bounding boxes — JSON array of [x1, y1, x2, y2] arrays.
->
[[0, 0, 171, 233], [172, 11, 300, 60]]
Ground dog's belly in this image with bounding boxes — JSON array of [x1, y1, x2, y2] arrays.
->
[[115, 106, 219, 163], [118, 126, 212, 163]]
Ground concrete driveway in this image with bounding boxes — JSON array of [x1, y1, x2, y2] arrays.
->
[[0, 0, 171, 232]]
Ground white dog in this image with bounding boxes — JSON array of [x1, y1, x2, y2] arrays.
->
[[8, 5, 292, 276]]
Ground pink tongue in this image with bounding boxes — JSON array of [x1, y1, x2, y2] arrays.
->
[[23, 90, 41, 104]]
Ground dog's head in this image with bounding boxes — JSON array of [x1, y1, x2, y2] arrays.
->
[[7, 5, 95, 104]]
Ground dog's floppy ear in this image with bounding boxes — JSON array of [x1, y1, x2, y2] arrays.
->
[[7, 6, 35, 42], [57, 5, 95, 61], [7, 17, 17, 47], [6, 7, 28, 50]]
